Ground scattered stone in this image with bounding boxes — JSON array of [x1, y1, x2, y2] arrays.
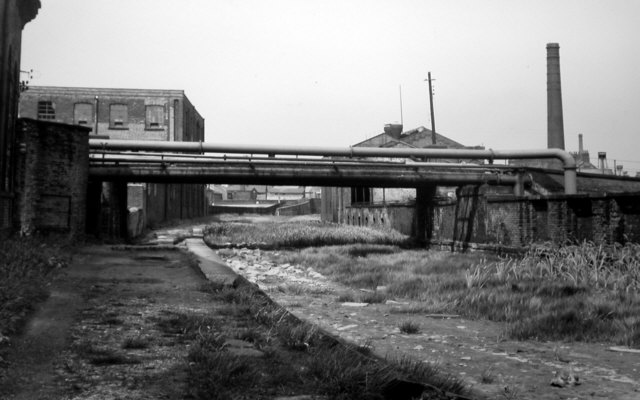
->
[[341, 302, 368, 307], [337, 324, 358, 331], [550, 370, 580, 387], [385, 300, 409, 305], [608, 346, 640, 354], [424, 314, 460, 319]]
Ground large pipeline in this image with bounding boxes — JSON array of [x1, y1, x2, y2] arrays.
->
[[89, 139, 578, 194]]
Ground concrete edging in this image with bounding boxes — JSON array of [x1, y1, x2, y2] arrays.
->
[[183, 238, 242, 287]]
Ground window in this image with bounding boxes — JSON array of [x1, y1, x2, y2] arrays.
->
[[351, 186, 371, 204], [109, 104, 128, 128], [145, 105, 164, 129], [74, 103, 93, 126], [37, 101, 55, 120]]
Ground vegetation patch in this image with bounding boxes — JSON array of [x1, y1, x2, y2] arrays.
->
[[203, 220, 411, 249], [0, 237, 70, 337], [399, 320, 421, 334], [269, 241, 640, 347], [185, 281, 467, 400]]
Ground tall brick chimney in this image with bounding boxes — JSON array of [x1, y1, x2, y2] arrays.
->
[[547, 43, 565, 149]]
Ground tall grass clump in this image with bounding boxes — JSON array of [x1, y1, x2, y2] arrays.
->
[[271, 241, 640, 347], [0, 238, 69, 336], [204, 220, 410, 249], [518, 241, 640, 291]]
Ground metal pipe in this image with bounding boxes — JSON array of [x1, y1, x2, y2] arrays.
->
[[90, 152, 516, 171], [89, 139, 577, 194]]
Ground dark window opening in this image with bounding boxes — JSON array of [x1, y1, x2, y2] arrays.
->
[[351, 186, 371, 204], [74, 103, 93, 126], [145, 105, 164, 129], [37, 101, 55, 120], [109, 104, 128, 128]]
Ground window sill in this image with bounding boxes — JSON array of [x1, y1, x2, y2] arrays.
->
[[145, 127, 165, 131], [109, 126, 129, 130]]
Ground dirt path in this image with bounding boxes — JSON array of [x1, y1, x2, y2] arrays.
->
[[219, 247, 640, 400], [0, 245, 211, 400]]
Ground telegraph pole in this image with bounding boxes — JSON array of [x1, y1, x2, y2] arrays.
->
[[425, 72, 436, 145]]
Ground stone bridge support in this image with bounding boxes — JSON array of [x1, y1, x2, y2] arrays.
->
[[414, 185, 436, 246]]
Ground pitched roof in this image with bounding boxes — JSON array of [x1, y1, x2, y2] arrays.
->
[[353, 126, 477, 149]]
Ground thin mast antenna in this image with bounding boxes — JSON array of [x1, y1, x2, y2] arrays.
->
[[399, 84, 404, 125]]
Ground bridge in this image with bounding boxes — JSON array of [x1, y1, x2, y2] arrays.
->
[[88, 139, 578, 194]]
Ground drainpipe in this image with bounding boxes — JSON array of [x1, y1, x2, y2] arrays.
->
[[89, 140, 578, 194], [94, 96, 99, 135]]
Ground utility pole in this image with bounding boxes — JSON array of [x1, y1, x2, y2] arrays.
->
[[425, 72, 436, 145]]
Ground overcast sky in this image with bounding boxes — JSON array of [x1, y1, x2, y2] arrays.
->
[[21, 0, 640, 172]]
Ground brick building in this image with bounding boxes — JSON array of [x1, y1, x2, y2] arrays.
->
[[0, 0, 40, 235], [19, 86, 207, 233]]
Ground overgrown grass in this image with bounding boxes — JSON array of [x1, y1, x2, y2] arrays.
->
[[204, 220, 410, 249], [185, 283, 467, 400], [270, 241, 640, 347], [0, 238, 70, 337]]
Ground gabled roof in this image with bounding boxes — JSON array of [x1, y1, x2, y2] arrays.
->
[[354, 126, 477, 149]]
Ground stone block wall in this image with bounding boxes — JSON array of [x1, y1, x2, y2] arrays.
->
[[344, 203, 413, 235], [14, 118, 89, 237], [342, 185, 640, 249]]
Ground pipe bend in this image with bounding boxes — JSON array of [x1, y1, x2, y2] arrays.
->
[[547, 148, 577, 170]]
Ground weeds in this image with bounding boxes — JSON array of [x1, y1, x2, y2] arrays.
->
[[269, 241, 640, 347], [0, 238, 70, 336], [204, 220, 410, 249], [277, 322, 318, 351], [155, 311, 219, 339], [480, 367, 495, 384], [186, 279, 465, 400], [399, 320, 421, 334], [187, 349, 256, 400]]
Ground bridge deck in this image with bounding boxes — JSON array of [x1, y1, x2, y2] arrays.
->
[[89, 155, 526, 188]]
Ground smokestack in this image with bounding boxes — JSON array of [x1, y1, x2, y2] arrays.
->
[[578, 133, 583, 153], [547, 43, 565, 150]]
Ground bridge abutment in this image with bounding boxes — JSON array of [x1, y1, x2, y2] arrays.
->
[[415, 186, 436, 246]]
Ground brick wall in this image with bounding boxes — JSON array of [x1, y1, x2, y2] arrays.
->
[[341, 185, 640, 249], [0, 0, 40, 235], [14, 118, 89, 237]]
